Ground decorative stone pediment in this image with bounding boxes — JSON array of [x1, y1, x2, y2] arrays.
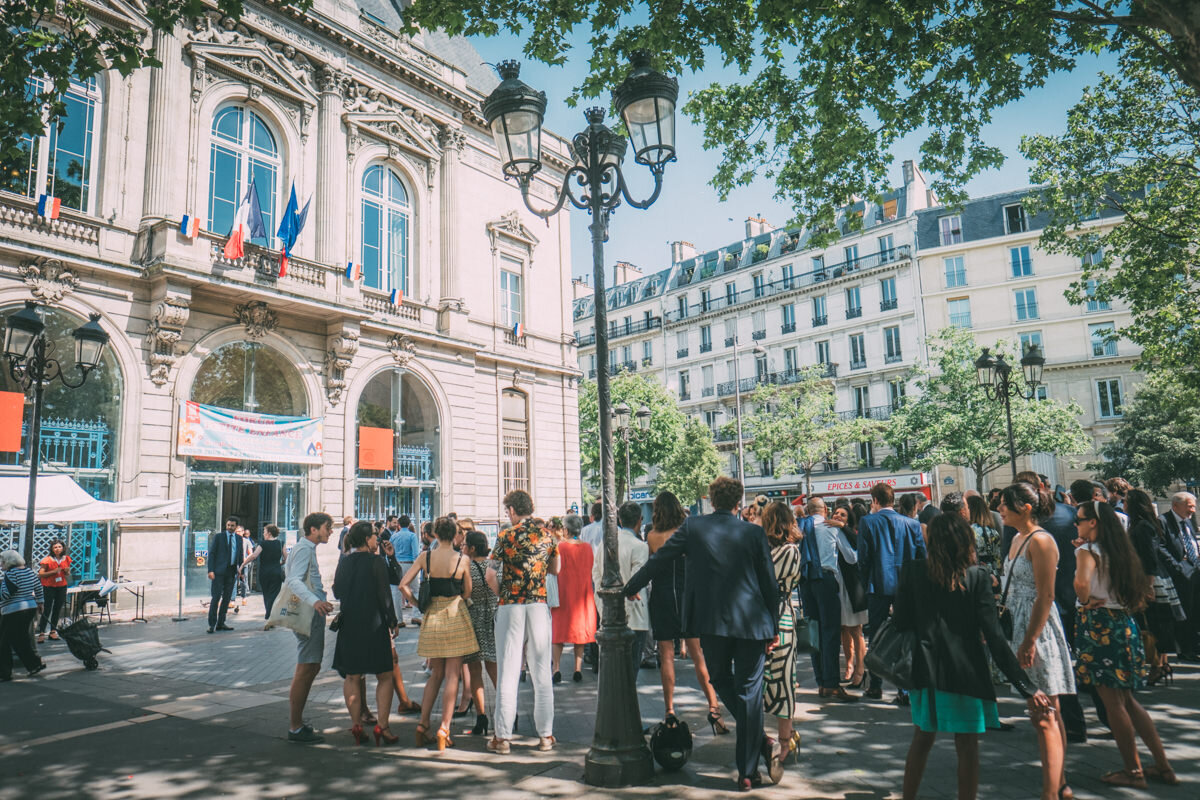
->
[[345, 111, 441, 164], [387, 334, 417, 367], [18, 257, 78, 303], [487, 211, 540, 255], [234, 301, 277, 340]]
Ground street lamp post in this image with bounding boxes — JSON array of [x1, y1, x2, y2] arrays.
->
[[2, 301, 110, 565], [731, 337, 766, 484], [482, 51, 677, 787], [613, 402, 651, 502], [973, 344, 1046, 483]]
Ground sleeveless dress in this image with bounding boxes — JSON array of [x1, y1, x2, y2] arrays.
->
[[649, 551, 689, 642], [1002, 534, 1076, 696], [1073, 543, 1147, 689], [765, 543, 804, 719], [417, 553, 479, 658], [466, 559, 498, 662], [551, 539, 597, 644]]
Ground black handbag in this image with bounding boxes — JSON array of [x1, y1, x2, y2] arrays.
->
[[997, 532, 1036, 640], [792, 614, 820, 653], [863, 617, 916, 689], [417, 551, 432, 613], [649, 713, 692, 771]]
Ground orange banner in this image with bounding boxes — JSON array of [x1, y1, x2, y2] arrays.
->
[[0, 391, 23, 452], [358, 426, 394, 471]]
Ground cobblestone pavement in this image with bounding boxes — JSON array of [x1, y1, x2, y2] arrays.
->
[[1, 601, 1196, 799]]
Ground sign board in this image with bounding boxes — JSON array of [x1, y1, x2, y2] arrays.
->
[[177, 401, 324, 465], [807, 472, 930, 496], [944, 476, 956, 485], [629, 489, 652, 501]]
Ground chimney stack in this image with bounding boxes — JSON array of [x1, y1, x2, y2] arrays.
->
[[670, 240, 697, 264], [613, 260, 643, 286], [572, 275, 591, 300], [745, 215, 776, 238]]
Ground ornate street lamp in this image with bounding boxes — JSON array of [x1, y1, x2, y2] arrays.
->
[[732, 339, 767, 485], [974, 344, 1045, 483], [483, 51, 677, 787], [611, 403, 652, 503], [3, 301, 110, 564]]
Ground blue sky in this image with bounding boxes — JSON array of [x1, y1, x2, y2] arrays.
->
[[469, 34, 1118, 283]]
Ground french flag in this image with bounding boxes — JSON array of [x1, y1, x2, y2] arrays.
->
[[513, 322, 526, 338], [223, 178, 267, 260], [179, 215, 200, 238], [37, 194, 61, 220], [345, 262, 362, 281], [390, 287, 402, 306]]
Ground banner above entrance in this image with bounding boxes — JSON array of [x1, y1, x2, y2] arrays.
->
[[177, 401, 324, 465]]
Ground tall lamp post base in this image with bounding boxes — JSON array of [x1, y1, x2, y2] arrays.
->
[[583, 588, 654, 787]]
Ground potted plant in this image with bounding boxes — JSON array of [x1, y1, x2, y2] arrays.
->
[[752, 243, 770, 263]]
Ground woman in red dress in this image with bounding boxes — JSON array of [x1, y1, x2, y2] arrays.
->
[[551, 514, 596, 682]]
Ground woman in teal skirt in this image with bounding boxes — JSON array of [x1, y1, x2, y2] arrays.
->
[[893, 514, 1051, 800], [1072, 500, 1177, 789]]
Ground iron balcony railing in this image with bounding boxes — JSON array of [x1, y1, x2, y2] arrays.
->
[[880, 298, 898, 311], [609, 360, 638, 375], [679, 390, 691, 401], [850, 358, 867, 370], [724, 336, 736, 347], [781, 322, 796, 334], [700, 342, 713, 353], [846, 306, 863, 319], [839, 405, 895, 422], [752, 330, 767, 340], [702, 386, 715, 397], [885, 352, 904, 364], [576, 315, 662, 347], [813, 315, 828, 327], [677, 347, 689, 358]]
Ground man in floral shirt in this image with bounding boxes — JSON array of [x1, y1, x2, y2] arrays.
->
[[489, 489, 560, 754]]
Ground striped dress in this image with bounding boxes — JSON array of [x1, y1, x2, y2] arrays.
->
[[764, 543, 803, 719], [1, 566, 44, 615]]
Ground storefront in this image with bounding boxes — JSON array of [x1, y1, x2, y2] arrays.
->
[[804, 471, 932, 504]]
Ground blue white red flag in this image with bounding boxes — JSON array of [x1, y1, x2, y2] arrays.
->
[[390, 287, 402, 306], [37, 194, 61, 220], [345, 262, 362, 281], [179, 215, 200, 238], [276, 182, 311, 276], [222, 178, 267, 260], [513, 322, 526, 338]]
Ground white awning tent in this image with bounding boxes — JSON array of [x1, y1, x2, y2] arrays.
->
[[0, 475, 183, 522]]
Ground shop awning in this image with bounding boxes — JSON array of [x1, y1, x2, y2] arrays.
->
[[0, 475, 183, 523]]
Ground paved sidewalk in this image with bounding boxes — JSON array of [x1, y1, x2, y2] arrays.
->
[[0, 604, 1196, 799]]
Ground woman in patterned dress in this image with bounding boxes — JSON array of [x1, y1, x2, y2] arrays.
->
[[400, 516, 478, 751], [463, 530, 499, 735], [761, 501, 804, 769], [1072, 500, 1176, 788], [998, 482, 1075, 800]]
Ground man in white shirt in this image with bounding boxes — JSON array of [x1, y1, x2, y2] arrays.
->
[[593, 501, 648, 673], [800, 497, 857, 702], [580, 502, 604, 549], [285, 511, 335, 744]]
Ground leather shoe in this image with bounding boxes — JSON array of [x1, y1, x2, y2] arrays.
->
[[820, 687, 859, 703], [1066, 730, 1087, 744], [892, 692, 911, 707], [206, 626, 215, 634], [863, 687, 883, 700], [216, 624, 235, 631]]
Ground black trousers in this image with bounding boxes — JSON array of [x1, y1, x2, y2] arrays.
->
[[38, 585, 67, 633], [260, 569, 283, 621], [800, 573, 843, 689], [0, 608, 42, 678], [700, 635, 768, 780], [208, 567, 237, 627], [866, 592, 898, 693]]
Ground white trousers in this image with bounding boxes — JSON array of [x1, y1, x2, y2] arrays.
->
[[389, 585, 405, 625], [494, 602, 553, 739]]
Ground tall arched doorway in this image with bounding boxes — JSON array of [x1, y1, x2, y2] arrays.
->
[[183, 340, 309, 596], [354, 368, 439, 526], [0, 304, 123, 581]]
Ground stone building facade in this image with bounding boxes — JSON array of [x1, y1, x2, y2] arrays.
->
[[0, 1, 579, 608]]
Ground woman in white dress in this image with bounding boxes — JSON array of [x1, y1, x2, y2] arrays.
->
[[828, 504, 869, 686], [999, 482, 1075, 800]]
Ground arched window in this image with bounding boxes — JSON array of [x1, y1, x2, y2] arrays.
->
[[360, 164, 410, 294], [0, 76, 101, 213], [208, 106, 279, 245], [502, 389, 529, 494], [191, 342, 305, 416], [355, 369, 438, 523]]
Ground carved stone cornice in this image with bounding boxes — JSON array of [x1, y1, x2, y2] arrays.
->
[[233, 300, 277, 339], [387, 334, 417, 367], [316, 64, 349, 95], [146, 297, 191, 387], [437, 126, 466, 152], [322, 327, 359, 406], [487, 211, 540, 256], [18, 257, 78, 303]]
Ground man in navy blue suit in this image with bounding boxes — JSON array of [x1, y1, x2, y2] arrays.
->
[[625, 476, 779, 789], [207, 516, 244, 633], [857, 482, 925, 702]]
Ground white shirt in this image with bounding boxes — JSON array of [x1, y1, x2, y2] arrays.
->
[[580, 519, 604, 549], [592, 528, 648, 631], [285, 536, 326, 607]]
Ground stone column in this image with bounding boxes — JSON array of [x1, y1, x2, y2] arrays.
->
[[142, 29, 185, 223], [315, 66, 348, 264], [436, 126, 468, 335]]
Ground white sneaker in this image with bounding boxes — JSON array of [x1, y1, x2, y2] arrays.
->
[[536, 736, 556, 752]]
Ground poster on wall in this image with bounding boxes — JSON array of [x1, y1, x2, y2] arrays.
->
[[177, 401, 324, 465]]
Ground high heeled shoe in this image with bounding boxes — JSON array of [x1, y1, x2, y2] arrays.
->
[[847, 671, 866, 689], [453, 699, 474, 718], [436, 726, 454, 751], [373, 725, 399, 746], [350, 723, 369, 746], [414, 722, 429, 747], [396, 698, 421, 714], [787, 731, 801, 763], [707, 709, 730, 735], [471, 713, 489, 735]]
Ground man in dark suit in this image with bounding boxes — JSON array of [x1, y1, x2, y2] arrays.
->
[[857, 482, 925, 702], [1160, 492, 1199, 660], [207, 515, 244, 633], [625, 476, 779, 789]]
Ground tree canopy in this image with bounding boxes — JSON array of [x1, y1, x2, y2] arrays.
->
[[0, 1, 308, 167], [1092, 371, 1200, 495], [655, 416, 723, 508], [882, 327, 1090, 492], [403, 0, 1200, 235]]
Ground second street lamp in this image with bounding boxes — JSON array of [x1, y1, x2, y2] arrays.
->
[[612, 403, 651, 502], [974, 344, 1046, 483], [482, 51, 677, 787]]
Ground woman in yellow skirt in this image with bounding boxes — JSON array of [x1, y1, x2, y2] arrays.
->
[[401, 516, 478, 750]]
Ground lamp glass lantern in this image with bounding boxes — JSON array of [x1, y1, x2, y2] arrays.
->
[[72, 313, 109, 370], [635, 405, 651, 432], [481, 61, 548, 179], [1020, 343, 1045, 388], [611, 51, 679, 168], [974, 348, 996, 389], [3, 301, 45, 361], [614, 402, 631, 430]]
